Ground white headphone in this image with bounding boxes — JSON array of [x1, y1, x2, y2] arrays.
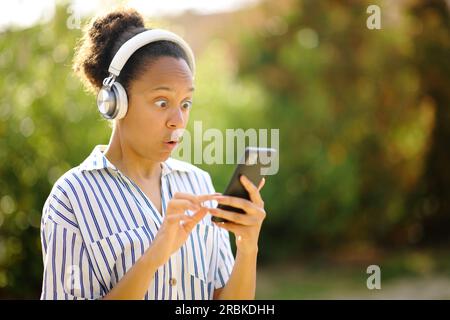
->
[[97, 29, 196, 120]]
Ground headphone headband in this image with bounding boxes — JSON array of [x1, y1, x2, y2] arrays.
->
[[98, 28, 195, 120], [108, 28, 196, 78]]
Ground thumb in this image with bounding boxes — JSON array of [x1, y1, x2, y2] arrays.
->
[[183, 207, 208, 231]]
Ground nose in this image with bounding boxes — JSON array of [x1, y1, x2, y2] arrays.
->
[[167, 107, 185, 129]]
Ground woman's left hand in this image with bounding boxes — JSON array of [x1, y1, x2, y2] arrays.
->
[[210, 175, 266, 255]]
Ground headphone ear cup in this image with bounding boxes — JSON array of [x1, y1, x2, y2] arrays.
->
[[112, 82, 128, 120], [97, 86, 117, 119]]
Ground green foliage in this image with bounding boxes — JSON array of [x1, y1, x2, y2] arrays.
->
[[236, 0, 442, 256], [0, 6, 111, 297]]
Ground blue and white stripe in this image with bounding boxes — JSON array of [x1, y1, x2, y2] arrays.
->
[[40, 145, 235, 300]]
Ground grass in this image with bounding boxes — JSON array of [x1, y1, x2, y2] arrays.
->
[[255, 248, 450, 299]]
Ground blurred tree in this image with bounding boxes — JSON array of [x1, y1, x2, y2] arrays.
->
[[0, 5, 111, 298], [407, 0, 450, 244], [236, 0, 439, 258]]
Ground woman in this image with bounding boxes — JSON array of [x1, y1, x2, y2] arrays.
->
[[40, 8, 266, 300]]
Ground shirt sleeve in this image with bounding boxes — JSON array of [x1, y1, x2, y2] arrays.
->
[[214, 227, 235, 289], [200, 170, 235, 289], [40, 186, 105, 300]]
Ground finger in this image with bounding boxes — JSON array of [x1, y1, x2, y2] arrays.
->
[[174, 192, 221, 205], [165, 214, 200, 234], [257, 177, 266, 192], [179, 216, 198, 232], [208, 207, 255, 226], [213, 221, 246, 236], [197, 193, 223, 205], [240, 175, 264, 207], [191, 207, 209, 223], [174, 192, 221, 200], [164, 213, 194, 226], [167, 199, 200, 215], [184, 207, 209, 230], [214, 195, 259, 215]]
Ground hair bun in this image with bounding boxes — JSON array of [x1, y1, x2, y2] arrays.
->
[[73, 8, 146, 94]]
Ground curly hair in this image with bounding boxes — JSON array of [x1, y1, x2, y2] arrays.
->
[[73, 8, 189, 95]]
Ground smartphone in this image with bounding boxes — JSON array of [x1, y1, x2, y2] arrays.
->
[[211, 147, 277, 223]]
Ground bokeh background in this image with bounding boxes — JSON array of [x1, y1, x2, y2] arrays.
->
[[0, 0, 449, 299]]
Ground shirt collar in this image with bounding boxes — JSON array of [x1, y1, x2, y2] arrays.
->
[[79, 145, 190, 176]]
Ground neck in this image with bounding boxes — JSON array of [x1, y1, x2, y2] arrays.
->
[[104, 125, 162, 182]]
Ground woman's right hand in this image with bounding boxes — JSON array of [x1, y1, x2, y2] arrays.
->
[[103, 192, 220, 300], [148, 192, 220, 267]]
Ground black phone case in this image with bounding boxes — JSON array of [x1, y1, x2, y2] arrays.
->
[[212, 148, 275, 223]]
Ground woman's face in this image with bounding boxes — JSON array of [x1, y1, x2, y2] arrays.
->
[[120, 56, 194, 162]]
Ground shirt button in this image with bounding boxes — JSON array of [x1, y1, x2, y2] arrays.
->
[[169, 278, 177, 286]]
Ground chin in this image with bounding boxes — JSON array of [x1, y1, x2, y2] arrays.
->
[[156, 149, 173, 161], [160, 153, 172, 162], [136, 146, 171, 163]]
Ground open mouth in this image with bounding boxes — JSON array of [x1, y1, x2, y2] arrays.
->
[[164, 140, 179, 149]]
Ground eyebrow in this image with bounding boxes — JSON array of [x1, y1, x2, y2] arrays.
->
[[151, 86, 195, 92]]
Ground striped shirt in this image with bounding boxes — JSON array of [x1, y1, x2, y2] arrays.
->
[[40, 145, 235, 300]]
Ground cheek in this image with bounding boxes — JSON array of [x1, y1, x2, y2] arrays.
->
[[123, 100, 161, 133], [127, 97, 156, 123]]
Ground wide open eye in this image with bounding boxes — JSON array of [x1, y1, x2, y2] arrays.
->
[[154, 99, 169, 108], [181, 100, 192, 110]]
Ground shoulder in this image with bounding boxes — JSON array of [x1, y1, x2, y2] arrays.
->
[[49, 166, 88, 196], [42, 167, 82, 232]]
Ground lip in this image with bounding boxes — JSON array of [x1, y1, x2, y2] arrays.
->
[[163, 141, 178, 150]]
